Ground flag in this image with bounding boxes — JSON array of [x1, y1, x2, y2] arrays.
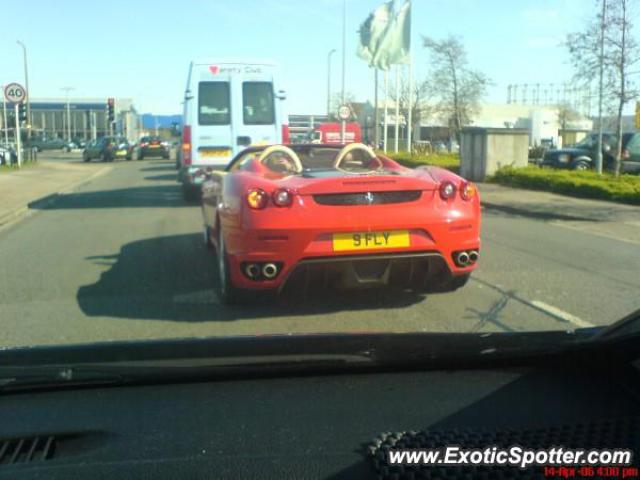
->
[[371, 0, 411, 70], [357, 1, 394, 65]]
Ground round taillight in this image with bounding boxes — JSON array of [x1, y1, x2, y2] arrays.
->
[[272, 188, 293, 207], [439, 181, 456, 200], [246, 188, 269, 209], [460, 182, 476, 201]]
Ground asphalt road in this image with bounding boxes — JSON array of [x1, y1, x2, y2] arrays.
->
[[1, 156, 639, 348]]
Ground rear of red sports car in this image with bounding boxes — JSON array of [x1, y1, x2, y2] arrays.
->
[[202, 145, 480, 302]]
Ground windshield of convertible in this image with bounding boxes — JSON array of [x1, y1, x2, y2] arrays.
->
[[0, 0, 639, 357]]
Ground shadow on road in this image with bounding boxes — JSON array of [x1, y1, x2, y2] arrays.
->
[[140, 164, 176, 172], [31, 185, 190, 210], [145, 173, 178, 181], [77, 233, 426, 322], [482, 203, 594, 222]]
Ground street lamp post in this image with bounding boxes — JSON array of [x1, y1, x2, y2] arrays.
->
[[340, 0, 347, 144], [16, 41, 31, 139], [61, 87, 75, 142], [1, 86, 8, 147], [327, 49, 337, 117]]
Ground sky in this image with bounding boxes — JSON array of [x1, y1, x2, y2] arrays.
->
[[0, 0, 617, 115]]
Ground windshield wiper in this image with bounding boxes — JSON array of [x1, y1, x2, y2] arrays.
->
[[591, 307, 640, 341]]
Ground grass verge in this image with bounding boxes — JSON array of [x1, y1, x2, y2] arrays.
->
[[491, 166, 640, 205]]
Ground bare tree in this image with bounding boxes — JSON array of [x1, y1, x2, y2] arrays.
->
[[607, 0, 639, 175], [329, 92, 357, 120], [422, 35, 490, 142], [557, 103, 582, 143], [566, 0, 640, 175], [387, 73, 432, 143]]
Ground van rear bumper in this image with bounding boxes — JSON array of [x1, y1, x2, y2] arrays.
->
[[179, 165, 226, 186]]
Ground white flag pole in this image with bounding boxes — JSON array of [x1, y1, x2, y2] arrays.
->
[[407, 60, 413, 153], [383, 70, 388, 153], [394, 65, 400, 153]]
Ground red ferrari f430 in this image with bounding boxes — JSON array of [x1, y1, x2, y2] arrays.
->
[[200, 143, 481, 303]]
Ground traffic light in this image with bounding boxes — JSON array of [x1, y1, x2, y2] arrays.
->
[[18, 103, 27, 123], [107, 98, 115, 122]]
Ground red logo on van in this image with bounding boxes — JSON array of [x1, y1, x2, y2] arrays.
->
[[209, 65, 219, 75]]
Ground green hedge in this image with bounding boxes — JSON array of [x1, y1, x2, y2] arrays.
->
[[492, 167, 640, 205], [384, 152, 460, 173]]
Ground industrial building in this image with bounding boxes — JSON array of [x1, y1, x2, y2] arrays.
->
[[1, 97, 141, 142]]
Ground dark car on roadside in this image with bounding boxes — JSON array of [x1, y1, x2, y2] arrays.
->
[[138, 136, 169, 160], [83, 136, 133, 162], [27, 137, 66, 152], [619, 132, 640, 174], [542, 132, 640, 173], [541, 133, 618, 171], [64, 138, 87, 152]]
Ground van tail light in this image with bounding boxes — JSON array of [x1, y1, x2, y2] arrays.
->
[[439, 181, 456, 200], [281, 124, 290, 144], [182, 125, 192, 166], [246, 188, 269, 209], [623, 148, 630, 159]]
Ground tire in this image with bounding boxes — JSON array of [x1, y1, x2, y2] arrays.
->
[[82, 152, 90, 163], [203, 225, 214, 250], [215, 232, 242, 304], [420, 273, 471, 294], [182, 184, 200, 203], [138, 152, 144, 160], [573, 160, 590, 171]]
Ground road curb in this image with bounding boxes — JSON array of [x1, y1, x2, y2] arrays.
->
[[0, 165, 113, 229]]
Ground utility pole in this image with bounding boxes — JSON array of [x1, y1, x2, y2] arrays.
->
[[327, 49, 336, 117], [17, 41, 31, 139], [340, 0, 346, 144], [1, 86, 8, 147], [61, 87, 75, 142], [596, 0, 606, 175]]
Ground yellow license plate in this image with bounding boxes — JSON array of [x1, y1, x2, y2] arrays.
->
[[332, 230, 410, 251], [201, 149, 231, 158]]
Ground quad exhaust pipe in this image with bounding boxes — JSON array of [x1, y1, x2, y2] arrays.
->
[[454, 250, 480, 267], [262, 263, 279, 279], [456, 251, 470, 266], [244, 263, 260, 279]]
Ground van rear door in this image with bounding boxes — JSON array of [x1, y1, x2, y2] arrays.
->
[[232, 69, 280, 150], [193, 78, 233, 167]]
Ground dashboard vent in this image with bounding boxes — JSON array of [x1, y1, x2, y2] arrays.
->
[[0, 435, 56, 465]]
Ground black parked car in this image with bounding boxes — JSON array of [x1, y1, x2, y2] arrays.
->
[[27, 137, 66, 152], [137, 136, 169, 159], [620, 132, 640, 174], [542, 132, 640, 173], [83, 136, 133, 162]]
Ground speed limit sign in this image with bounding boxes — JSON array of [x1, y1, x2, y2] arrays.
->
[[4, 83, 27, 104], [338, 104, 351, 121]]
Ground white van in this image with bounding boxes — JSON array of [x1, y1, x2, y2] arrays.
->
[[179, 60, 288, 199]]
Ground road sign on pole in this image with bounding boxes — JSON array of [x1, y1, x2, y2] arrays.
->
[[14, 104, 22, 168], [4, 83, 27, 104]]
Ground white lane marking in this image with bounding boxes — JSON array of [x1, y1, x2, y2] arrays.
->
[[173, 290, 219, 305], [530, 300, 594, 328]]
